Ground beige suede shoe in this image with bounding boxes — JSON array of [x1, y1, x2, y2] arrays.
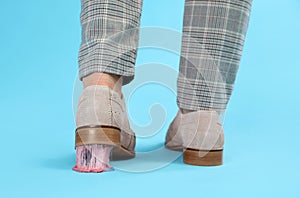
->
[[165, 109, 224, 166], [75, 85, 135, 160]]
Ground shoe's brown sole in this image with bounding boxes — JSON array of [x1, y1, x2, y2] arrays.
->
[[183, 149, 223, 166], [75, 125, 135, 161]]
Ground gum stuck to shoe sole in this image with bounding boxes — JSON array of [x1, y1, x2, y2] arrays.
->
[[72, 144, 114, 173]]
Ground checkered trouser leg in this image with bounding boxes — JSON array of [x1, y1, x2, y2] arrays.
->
[[177, 0, 252, 113], [78, 0, 143, 85]]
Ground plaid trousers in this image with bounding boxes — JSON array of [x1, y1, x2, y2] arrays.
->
[[78, 0, 252, 113]]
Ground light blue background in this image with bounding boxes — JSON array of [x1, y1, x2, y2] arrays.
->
[[1, 0, 300, 197]]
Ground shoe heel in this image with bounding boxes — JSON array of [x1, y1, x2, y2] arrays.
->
[[75, 126, 135, 160], [183, 149, 223, 166], [75, 126, 121, 147]]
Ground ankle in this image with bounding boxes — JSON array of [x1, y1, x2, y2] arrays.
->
[[82, 72, 123, 96], [180, 108, 217, 115]]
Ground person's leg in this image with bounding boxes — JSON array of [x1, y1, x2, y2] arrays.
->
[[178, 0, 252, 113], [78, 0, 143, 85], [73, 0, 143, 173], [166, 0, 252, 166]]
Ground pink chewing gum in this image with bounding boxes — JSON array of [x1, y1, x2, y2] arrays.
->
[[73, 145, 114, 173]]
